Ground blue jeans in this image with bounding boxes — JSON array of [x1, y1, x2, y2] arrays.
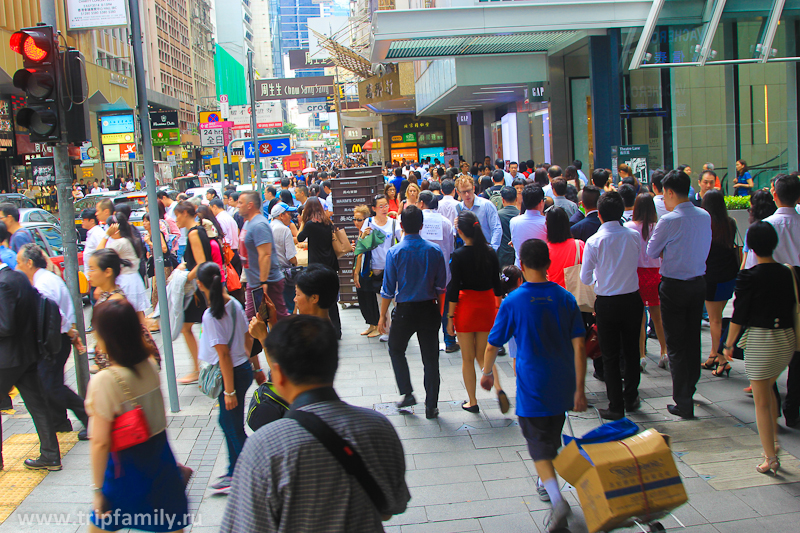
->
[[440, 291, 456, 346], [283, 281, 296, 315], [218, 362, 253, 477], [176, 244, 186, 264]]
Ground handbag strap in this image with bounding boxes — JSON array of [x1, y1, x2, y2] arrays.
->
[[227, 301, 238, 347], [573, 239, 581, 266], [785, 264, 800, 305], [287, 409, 387, 511], [108, 366, 139, 408]]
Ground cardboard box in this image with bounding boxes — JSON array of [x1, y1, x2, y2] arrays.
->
[[553, 429, 687, 533]]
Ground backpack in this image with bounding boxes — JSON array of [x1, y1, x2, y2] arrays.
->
[[488, 187, 503, 210], [36, 293, 62, 360], [247, 382, 289, 432]]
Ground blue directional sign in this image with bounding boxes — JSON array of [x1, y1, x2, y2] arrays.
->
[[243, 137, 291, 158]]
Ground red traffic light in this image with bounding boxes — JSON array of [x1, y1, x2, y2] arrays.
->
[[9, 29, 52, 62]]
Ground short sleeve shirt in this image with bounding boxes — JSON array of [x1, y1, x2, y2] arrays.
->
[[488, 282, 584, 417], [241, 214, 282, 284], [199, 298, 250, 367], [9, 228, 33, 253]]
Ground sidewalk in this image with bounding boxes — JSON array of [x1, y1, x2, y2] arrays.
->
[[1, 304, 799, 532]]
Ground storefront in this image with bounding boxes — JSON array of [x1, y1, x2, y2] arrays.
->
[[387, 117, 453, 164]]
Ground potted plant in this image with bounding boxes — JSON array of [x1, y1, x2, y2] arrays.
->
[[725, 195, 751, 236]]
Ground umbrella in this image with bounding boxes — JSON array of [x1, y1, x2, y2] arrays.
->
[[302, 167, 317, 174], [363, 139, 378, 151]]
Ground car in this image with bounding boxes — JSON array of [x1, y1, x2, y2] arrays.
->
[[0, 193, 37, 209], [261, 169, 282, 187], [185, 182, 223, 201], [18, 208, 60, 228], [73, 191, 149, 239], [21, 222, 89, 296]]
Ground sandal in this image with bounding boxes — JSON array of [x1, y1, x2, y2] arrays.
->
[[178, 372, 199, 385], [367, 329, 381, 338], [712, 362, 731, 378], [497, 390, 510, 414], [658, 355, 669, 369], [701, 356, 718, 370], [361, 325, 376, 336]]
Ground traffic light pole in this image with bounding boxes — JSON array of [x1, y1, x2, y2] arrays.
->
[[247, 49, 262, 197], [128, 0, 180, 412], [40, 2, 89, 396]]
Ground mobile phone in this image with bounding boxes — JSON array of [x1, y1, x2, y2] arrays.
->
[[254, 288, 269, 321]]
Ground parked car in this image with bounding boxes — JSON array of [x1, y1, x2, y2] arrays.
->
[[18, 207, 61, 228], [73, 191, 148, 239], [0, 193, 37, 209], [21, 222, 89, 296], [261, 169, 282, 188]]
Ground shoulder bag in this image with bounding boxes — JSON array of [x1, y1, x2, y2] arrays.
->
[[109, 367, 151, 452], [784, 264, 800, 351], [332, 224, 353, 258], [564, 240, 596, 313], [288, 409, 387, 512], [199, 304, 238, 399]]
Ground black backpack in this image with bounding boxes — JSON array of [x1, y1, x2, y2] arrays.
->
[[36, 293, 62, 360], [247, 382, 289, 432]]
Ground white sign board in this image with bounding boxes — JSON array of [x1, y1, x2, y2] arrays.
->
[[229, 102, 281, 127], [200, 128, 225, 147], [67, 0, 128, 29], [299, 102, 328, 114], [220, 94, 230, 120]]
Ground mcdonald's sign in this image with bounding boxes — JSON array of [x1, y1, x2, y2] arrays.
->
[[350, 143, 362, 153]]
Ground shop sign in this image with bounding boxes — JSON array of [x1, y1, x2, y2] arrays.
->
[[526, 82, 551, 103], [150, 111, 178, 129], [344, 128, 363, 140], [0, 99, 15, 155], [358, 70, 400, 105], [109, 72, 128, 88], [299, 102, 332, 114], [399, 120, 434, 130], [402, 132, 417, 143], [66, 0, 127, 30], [391, 148, 418, 161], [152, 128, 181, 146], [16, 135, 54, 157], [391, 135, 403, 142], [288, 49, 335, 70], [612, 145, 650, 184], [31, 157, 55, 185], [101, 132, 135, 144], [100, 114, 134, 134], [456, 112, 472, 126], [255, 76, 335, 101]]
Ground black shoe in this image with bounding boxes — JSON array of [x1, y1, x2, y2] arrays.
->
[[667, 404, 695, 419], [625, 397, 642, 412], [24, 458, 62, 471], [78, 428, 89, 441], [426, 407, 439, 419], [0, 397, 11, 410], [592, 371, 605, 382], [461, 401, 479, 413], [498, 346, 507, 356], [599, 408, 624, 421], [445, 343, 460, 353], [785, 415, 800, 428], [396, 394, 417, 409], [53, 421, 73, 433]]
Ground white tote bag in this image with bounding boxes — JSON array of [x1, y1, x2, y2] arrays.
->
[[563, 239, 596, 313]]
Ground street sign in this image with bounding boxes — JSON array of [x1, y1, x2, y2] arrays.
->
[[255, 76, 335, 101], [242, 137, 291, 158], [220, 94, 229, 120]]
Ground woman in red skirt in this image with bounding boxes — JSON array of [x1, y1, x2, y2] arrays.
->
[[624, 193, 668, 370], [446, 211, 508, 413]]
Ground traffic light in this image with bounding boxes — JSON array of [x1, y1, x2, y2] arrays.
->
[[10, 25, 60, 142]]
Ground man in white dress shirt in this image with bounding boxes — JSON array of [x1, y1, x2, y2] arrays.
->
[[269, 202, 298, 314], [81, 208, 105, 305], [16, 244, 88, 440], [510, 185, 547, 268]]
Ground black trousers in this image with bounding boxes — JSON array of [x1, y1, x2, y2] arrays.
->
[[595, 292, 644, 413], [660, 276, 706, 416], [356, 288, 379, 326], [783, 352, 800, 421], [38, 334, 88, 429], [388, 300, 441, 410], [329, 300, 342, 339], [0, 361, 60, 463]]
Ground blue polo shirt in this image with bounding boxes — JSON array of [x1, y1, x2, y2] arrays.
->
[[488, 281, 585, 417]]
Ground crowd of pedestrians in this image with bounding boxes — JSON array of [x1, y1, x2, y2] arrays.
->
[[3, 156, 800, 533]]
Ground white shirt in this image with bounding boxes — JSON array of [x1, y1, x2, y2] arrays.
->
[[577, 169, 588, 186], [419, 210, 454, 286], [32, 268, 74, 333], [624, 220, 661, 269], [83, 224, 105, 271], [126, 182, 135, 191], [764, 207, 800, 267], [581, 221, 641, 296], [543, 183, 555, 199], [198, 298, 250, 367], [368, 217, 402, 271], [91, 187, 101, 194], [436, 195, 459, 226], [270, 219, 297, 269], [510, 209, 547, 268], [216, 209, 240, 250], [653, 195, 668, 219], [226, 205, 237, 217]]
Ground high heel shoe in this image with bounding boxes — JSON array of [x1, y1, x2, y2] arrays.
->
[[712, 362, 731, 377], [701, 357, 718, 370], [756, 456, 780, 475]]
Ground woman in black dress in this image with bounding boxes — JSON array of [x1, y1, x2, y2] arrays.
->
[[297, 197, 341, 337], [174, 200, 213, 385]]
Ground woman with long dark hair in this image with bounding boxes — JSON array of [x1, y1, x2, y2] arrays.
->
[[741, 190, 777, 269], [352, 205, 380, 337], [86, 299, 188, 532], [196, 262, 252, 494], [625, 193, 668, 369], [447, 211, 508, 414], [545, 206, 583, 288], [196, 204, 227, 283], [384, 183, 399, 218], [174, 200, 213, 384], [96, 211, 148, 314], [700, 190, 740, 377], [734, 159, 754, 196]]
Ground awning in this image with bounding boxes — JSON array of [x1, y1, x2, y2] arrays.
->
[[370, 1, 653, 62]]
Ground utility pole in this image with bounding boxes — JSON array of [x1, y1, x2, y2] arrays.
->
[[39, 2, 89, 395], [128, 0, 180, 411], [334, 66, 347, 163], [247, 49, 262, 197]]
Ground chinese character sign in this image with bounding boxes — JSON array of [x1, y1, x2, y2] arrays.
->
[[255, 77, 335, 101]]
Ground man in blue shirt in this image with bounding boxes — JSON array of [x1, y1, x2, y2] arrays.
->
[[647, 169, 712, 419], [481, 239, 586, 533], [0, 204, 33, 252], [390, 167, 404, 193], [455, 176, 502, 250], [0, 221, 17, 268], [379, 206, 447, 419]]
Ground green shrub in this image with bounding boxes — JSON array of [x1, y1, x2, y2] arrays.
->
[[724, 196, 750, 210]]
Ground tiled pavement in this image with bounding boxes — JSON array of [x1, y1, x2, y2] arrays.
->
[[1, 303, 800, 533]]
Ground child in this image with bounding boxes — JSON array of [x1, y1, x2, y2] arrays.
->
[[499, 265, 523, 375], [481, 239, 587, 533]]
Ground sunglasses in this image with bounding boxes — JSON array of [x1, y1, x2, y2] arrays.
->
[[353, 217, 365, 222]]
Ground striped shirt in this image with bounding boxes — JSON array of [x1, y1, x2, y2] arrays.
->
[[221, 387, 410, 533]]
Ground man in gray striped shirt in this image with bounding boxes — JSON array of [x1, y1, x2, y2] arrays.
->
[[221, 315, 410, 532]]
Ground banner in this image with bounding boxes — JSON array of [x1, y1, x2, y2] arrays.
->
[[67, 0, 127, 30], [288, 49, 334, 70]]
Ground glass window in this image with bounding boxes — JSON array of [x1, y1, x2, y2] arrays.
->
[[39, 226, 63, 256], [28, 211, 45, 222]]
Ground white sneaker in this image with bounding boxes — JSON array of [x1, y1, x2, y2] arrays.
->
[[379, 334, 389, 342]]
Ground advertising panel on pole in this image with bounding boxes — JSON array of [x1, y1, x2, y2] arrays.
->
[[612, 145, 650, 184], [100, 114, 135, 135], [255, 77, 335, 101], [229, 102, 282, 130], [66, 0, 128, 30], [219, 94, 230, 120], [288, 49, 335, 70]]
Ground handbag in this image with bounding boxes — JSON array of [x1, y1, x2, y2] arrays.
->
[[564, 239, 596, 313], [198, 305, 238, 399], [585, 324, 601, 360], [784, 264, 800, 351], [353, 218, 386, 256], [109, 367, 151, 452], [332, 225, 353, 258], [281, 265, 305, 284], [225, 262, 241, 291]]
